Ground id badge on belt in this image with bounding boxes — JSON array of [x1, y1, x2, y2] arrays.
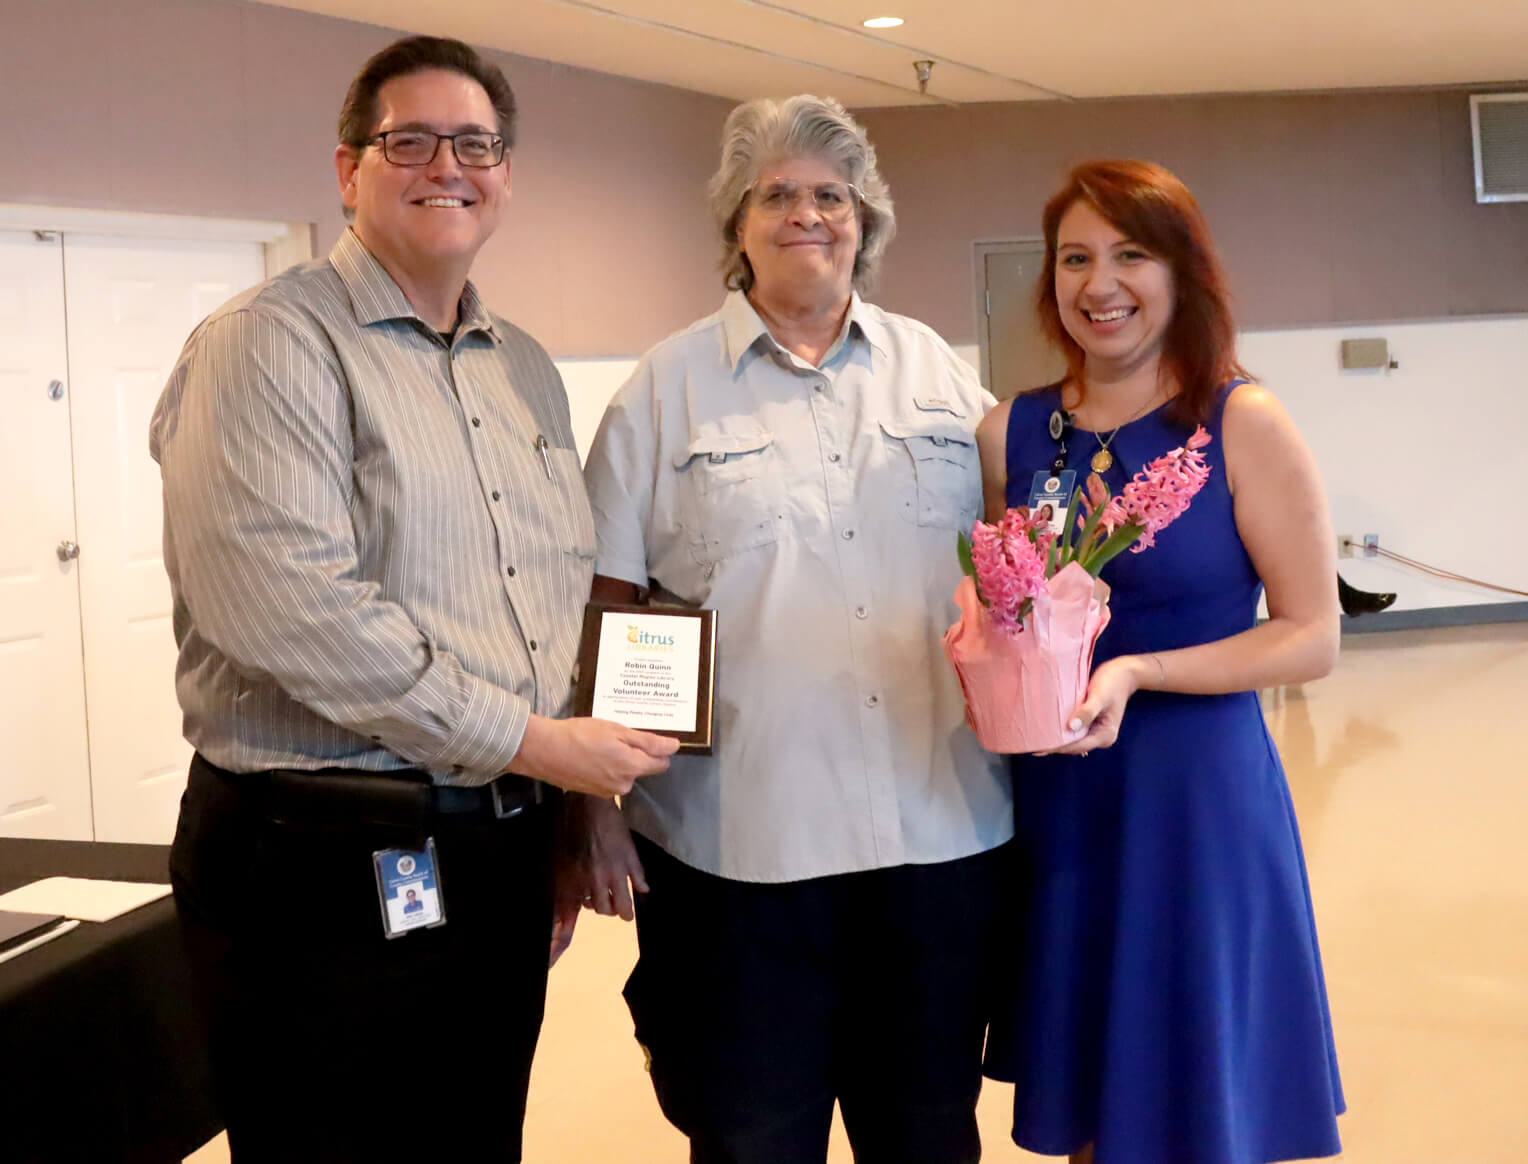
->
[[373, 839, 446, 938]]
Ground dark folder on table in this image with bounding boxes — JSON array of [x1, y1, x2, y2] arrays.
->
[[0, 909, 68, 954]]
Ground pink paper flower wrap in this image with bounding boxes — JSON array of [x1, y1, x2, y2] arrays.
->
[[942, 561, 1112, 754]]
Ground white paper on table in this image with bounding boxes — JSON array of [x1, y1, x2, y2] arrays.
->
[[0, 877, 171, 922]]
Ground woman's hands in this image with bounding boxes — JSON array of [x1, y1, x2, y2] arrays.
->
[[550, 788, 650, 971], [550, 794, 650, 966], [577, 795, 649, 921], [1045, 654, 1154, 755]]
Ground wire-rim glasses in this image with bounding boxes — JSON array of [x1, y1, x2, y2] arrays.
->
[[744, 178, 863, 222]]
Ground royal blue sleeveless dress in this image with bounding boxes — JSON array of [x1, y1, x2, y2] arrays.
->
[[983, 385, 1345, 1163]]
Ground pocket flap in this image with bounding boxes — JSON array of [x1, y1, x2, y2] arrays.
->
[[672, 430, 775, 468], [878, 416, 975, 449]]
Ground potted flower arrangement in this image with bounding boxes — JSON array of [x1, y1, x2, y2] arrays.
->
[[943, 427, 1213, 753]]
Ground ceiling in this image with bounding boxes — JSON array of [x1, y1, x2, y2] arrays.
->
[[252, 0, 1528, 108]]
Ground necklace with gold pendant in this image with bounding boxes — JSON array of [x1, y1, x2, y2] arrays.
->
[[1088, 390, 1165, 474], [1090, 436, 1119, 474]]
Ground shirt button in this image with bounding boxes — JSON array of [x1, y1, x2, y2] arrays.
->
[[471, 416, 482, 427], [828, 453, 841, 463], [842, 528, 855, 540], [452, 764, 464, 775], [529, 640, 538, 651], [492, 490, 501, 501], [855, 606, 868, 619], [506, 566, 516, 577], [865, 694, 880, 708]]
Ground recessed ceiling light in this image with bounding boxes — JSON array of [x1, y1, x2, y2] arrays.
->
[[863, 16, 904, 29]]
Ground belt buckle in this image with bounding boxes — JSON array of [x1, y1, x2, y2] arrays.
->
[[490, 780, 523, 819], [490, 777, 543, 819]]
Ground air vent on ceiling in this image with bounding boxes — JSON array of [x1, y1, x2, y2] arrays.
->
[[1470, 94, 1528, 203]]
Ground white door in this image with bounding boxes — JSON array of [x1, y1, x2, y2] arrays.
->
[[63, 234, 265, 843], [0, 231, 94, 840]]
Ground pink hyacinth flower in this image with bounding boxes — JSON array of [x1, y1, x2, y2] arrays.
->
[[1118, 425, 1213, 551], [1078, 471, 1129, 534], [969, 510, 1050, 637]]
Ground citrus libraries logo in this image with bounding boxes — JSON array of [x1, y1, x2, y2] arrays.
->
[[626, 625, 676, 650]]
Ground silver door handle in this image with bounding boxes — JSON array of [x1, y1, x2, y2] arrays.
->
[[57, 540, 80, 562]]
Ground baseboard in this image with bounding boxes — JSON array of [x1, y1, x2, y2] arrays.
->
[[1341, 600, 1528, 634]]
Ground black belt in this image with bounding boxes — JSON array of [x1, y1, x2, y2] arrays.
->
[[192, 755, 547, 827], [435, 775, 546, 819]]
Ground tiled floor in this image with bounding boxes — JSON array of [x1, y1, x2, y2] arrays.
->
[[188, 622, 1528, 1162]]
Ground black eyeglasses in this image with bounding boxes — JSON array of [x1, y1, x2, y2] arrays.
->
[[368, 130, 506, 168]]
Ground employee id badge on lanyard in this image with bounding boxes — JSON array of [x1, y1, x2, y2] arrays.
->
[[1027, 469, 1076, 540], [372, 839, 446, 939]]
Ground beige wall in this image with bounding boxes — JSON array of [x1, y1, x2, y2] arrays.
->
[[0, 0, 733, 356], [7, 0, 1528, 355], [858, 89, 1528, 344]]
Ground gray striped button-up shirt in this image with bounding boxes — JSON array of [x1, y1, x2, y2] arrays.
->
[[586, 292, 1012, 882], [150, 229, 594, 785]]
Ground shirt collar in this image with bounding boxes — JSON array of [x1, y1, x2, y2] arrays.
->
[[843, 294, 889, 366], [719, 289, 887, 373], [329, 228, 501, 343]]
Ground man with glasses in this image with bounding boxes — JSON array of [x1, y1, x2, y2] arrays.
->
[[151, 35, 675, 1161]]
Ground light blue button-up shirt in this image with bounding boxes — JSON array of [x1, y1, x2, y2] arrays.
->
[[584, 291, 1011, 882]]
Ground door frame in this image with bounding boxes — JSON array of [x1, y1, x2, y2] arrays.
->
[[1, 206, 307, 841], [972, 236, 1046, 391], [0, 204, 312, 278]]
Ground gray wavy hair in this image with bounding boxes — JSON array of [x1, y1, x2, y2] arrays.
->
[[708, 95, 896, 294]]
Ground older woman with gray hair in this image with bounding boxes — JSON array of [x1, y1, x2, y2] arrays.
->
[[578, 95, 1012, 1163]]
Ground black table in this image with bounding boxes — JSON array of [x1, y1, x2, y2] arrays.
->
[[0, 839, 220, 1164]]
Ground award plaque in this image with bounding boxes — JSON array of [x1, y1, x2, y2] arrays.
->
[[572, 603, 717, 754]]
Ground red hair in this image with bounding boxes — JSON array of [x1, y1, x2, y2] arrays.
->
[[1035, 159, 1248, 426]]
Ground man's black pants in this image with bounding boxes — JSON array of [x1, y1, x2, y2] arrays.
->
[[625, 835, 1011, 1164], [171, 755, 556, 1163]]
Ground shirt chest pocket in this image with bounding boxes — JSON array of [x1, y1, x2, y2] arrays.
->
[[673, 430, 783, 563], [545, 446, 598, 562], [879, 416, 981, 531]]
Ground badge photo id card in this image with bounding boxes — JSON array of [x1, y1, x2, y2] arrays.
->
[[1028, 469, 1076, 539], [372, 839, 445, 939]]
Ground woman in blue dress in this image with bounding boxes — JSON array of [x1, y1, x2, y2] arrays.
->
[[976, 160, 1345, 1164]]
